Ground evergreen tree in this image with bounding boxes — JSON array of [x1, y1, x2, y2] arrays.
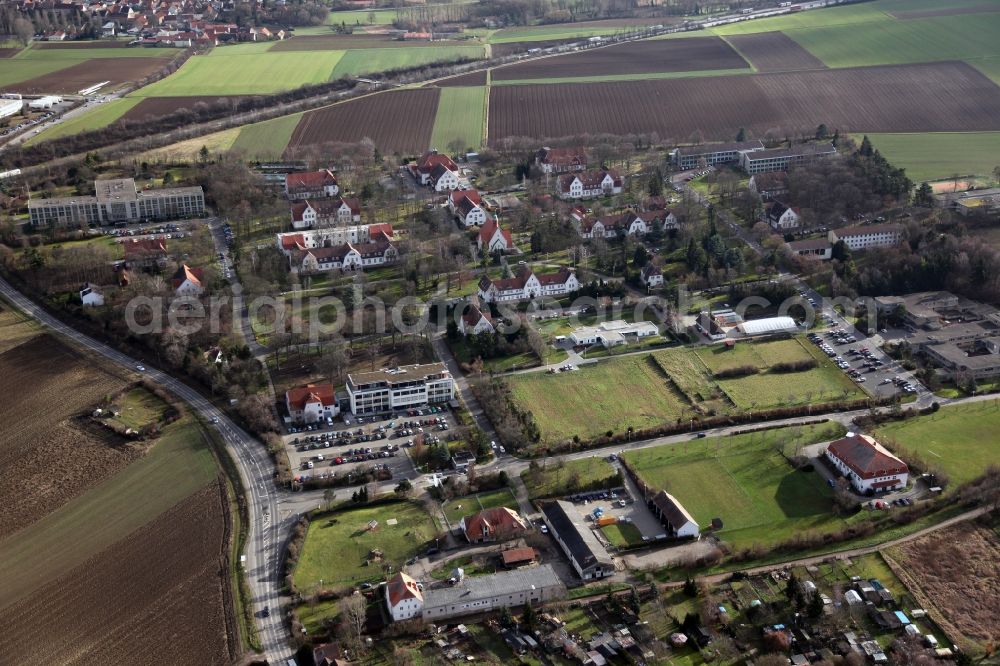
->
[[736, 127, 747, 142], [807, 589, 824, 618], [914, 182, 935, 207]]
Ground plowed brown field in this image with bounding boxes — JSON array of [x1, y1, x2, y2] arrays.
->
[[491, 36, 749, 80], [725, 32, 826, 72], [0, 484, 231, 666], [3, 57, 170, 94], [120, 95, 246, 122], [489, 61, 1000, 143], [0, 332, 135, 538], [286, 88, 439, 155], [33, 40, 132, 49], [435, 70, 488, 86], [0, 48, 20, 58]]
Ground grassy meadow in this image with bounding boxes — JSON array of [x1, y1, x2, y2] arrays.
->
[[430, 85, 486, 151], [230, 112, 304, 159], [441, 487, 519, 524], [864, 132, 1000, 182], [26, 98, 142, 145]]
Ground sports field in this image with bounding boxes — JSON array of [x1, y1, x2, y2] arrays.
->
[[623, 422, 847, 548], [875, 399, 1000, 485], [230, 112, 304, 159], [430, 86, 486, 152], [864, 132, 1000, 182], [293, 501, 439, 589]]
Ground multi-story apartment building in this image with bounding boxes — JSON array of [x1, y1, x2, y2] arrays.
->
[[28, 178, 205, 227], [670, 140, 764, 170], [739, 142, 836, 174], [346, 363, 455, 415]]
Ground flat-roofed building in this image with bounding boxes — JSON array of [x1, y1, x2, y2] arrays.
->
[[671, 140, 764, 170], [740, 142, 836, 174], [345, 363, 454, 415], [420, 564, 565, 621], [28, 177, 205, 227]]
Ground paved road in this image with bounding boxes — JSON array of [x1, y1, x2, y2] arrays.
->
[[0, 276, 293, 664]]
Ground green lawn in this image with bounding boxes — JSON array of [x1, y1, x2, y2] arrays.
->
[[230, 112, 304, 159], [106, 387, 168, 431], [785, 12, 1000, 68], [623, 422, 847, 548], [430, 86, 485, 152], [521, 457, 619, 498], [27, 98, 142, 145], [441, 487, 518, 524], [0, 417, 218, 608], [875, 399, 1000, 486], [864, 131, 1000, 182], [330, 45, 483, 78], [293, 501, 438, 590], [133, 51, 345, 96], [507, 355, 687, 443], [601, 521, 643, 547]]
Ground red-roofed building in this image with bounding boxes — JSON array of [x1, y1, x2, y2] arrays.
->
[[449, 189, 487, 227], [285, 383, 339, 423], [290, 197, 360, 229], [826, 433, 909, 493], [458, 302, 494, 336], [501, 547, 538, 568], [171, 264, 204, 295], [478, 218, 514, 254], [385, 572, 423, 622], [478, 264, 579, 303], [557, 170, 623, 200], [285, 170, 339, 200], [535, 146, 587, 174], [123, 238, 167, 267], [409, 151, 458, 187], [460, 507, 528, 543]]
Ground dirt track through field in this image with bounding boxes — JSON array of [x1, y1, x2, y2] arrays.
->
[[286, 87, 439, 155], [0, 48, 20, 58], [491, 36, 749, 80], [0, 483, 231, 666], [1, 57, 170, 94], [725, 32, 826, 72], [489, 61, 1000, 143]]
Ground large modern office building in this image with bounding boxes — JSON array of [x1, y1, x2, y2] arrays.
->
[[345, 363, 455, 415], [28, 178, 205, 227]]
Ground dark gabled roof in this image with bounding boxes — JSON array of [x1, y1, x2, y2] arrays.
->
[[651, 491, 696, 529], [541, 500, 613, 572], [768, 201, 796, 220]]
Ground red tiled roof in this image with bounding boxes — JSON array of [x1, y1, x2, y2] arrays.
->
[[170, 263, 203, 289], [286, 383, 336, 411], [386, 572, 422, 607], [536, 267, 574, 286], [367, 223, 394, 238], [450, 188, 480, 207], [479, 218, 511, 248], [416, 151, 457, 175], [462, 303, 492, 328], [462, 507, 527, 541], [558, 169, 621, 193], [537, 146, 587, 167], [123, 238, 166, 258], [286, 169, 337, 192], [281, 233, 306, 251], [501, 547, 538, 566], [827, 434, 908, 480]]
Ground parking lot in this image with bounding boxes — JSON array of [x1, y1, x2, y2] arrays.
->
[[807, 323, 918, 400], [283, 406, 455, 485]]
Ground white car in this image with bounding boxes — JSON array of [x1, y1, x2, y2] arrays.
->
[[135, 365, 145, 372], [490, 441, 497, 450]]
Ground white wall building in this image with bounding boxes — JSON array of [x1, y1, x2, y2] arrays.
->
[[0, 97, 23, 120], [346, 363, 455, 415], [386, 572, 424, 622], [79, 283, 104, 306], [828, 224, 903, 251], [570, 320, 659, 348], [285, 384, 339, 424], [478, 265, 579, 303], [825, 433, 909, 494]]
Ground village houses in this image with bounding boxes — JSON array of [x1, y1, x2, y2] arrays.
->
[[276, 224, 393, 256], [478, 264, 580, 303], [572, 208, 673, 239], [290, 197, 361, 229], [285, 170, 339, 200], [458, 302, 495, 336], [640, 264, 664, 288], [535, 146, 588, 174], [825, 433, 909, 494], [557, 170, 623, 200], [459, 507, 528, 543], [291, 232, 398, 274], [766, 202, 801, 231], [448, 189, 489, 227], [477, 218, 515, 254], [171, 264, 204, 296], [409, 151, 462, 191], [284, 384, 339, 424]]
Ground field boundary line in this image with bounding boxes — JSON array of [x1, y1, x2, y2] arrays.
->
[[482, 71, 491, 147], [717, 34, 758, 74]]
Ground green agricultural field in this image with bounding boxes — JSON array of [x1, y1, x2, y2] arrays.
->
[[507, 355, 687, 443], [26, 98, 142, 145], [0, 60, 75, 88], [325, 8, 399, 26], [875, 399, 1000, 486], [0, 416, 217, 607], [785, 12, 1000, 68], [441, 488, 519, 524], [972, 57, 1000, 86], [864, 132, 1000, 182], [230, 112, 304, 158], [709, 2, 891, 35], [623, 422, 847, 548], [293, 501, 438, 590], [490, 23, 656, 43], [133, 51, 345, 96], [330, 45, 484, 78], [430, 86, 485, 152], [521, 457, 619, 498]]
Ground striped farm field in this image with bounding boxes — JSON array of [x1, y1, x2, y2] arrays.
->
[[230, 112, 304, 159], [430, 86, 486, 152], [864, 132, 1000, 182], [330, 45, 484, 78]]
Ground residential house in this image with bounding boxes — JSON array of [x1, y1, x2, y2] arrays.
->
[[459, 507, 528, 543], [740, 142, 836, 174], [449, 189, 488, 227], [123, 238, 167, 268], [285, 383, 339, 424], [293, 232, 397, 273], [458, 302, 495, 336], [540, 500, 615, 580], [535, 146, 587, 174], [276, 224, 392, 256], [785, 238, 832, 260], [670, 140, 764, 170], [290, 197, 361, 229], [501, 547, 538, 568], [386, 572, 424, 622], [478, 265, 579, 303], [825, 433, 909, 494], [766, 202, 801, 230], [79, 283, 104, 306], [171, 264, 204, 295], [640, 264, 664, 287], [649, 491, 700, 538], [576, 211, 656, 239], [285, 170, 339, 200], [748, 171, 789, 201], [346, 363, 455, 415], [420, 565, 565, 622], [429, 163, 460, 192], [557, 170, 623, 200], [409, 150, 458, 186], [478, 218, 514, 254], [828, 223, 902, 251]]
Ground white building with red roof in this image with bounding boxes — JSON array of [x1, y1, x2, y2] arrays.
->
[[458, 302, 494, 336], [276, 224, 392, 256], [557, 170, 623, 200], [477, 264, 579, 303], [285, 170, 339, 200], [477, 218, 514, 254], [385, 572, 423, 622], [285, 383, 339, 423], [449, 189, 488, 227], [459, 507, 528, 543], [293, 232, 398, 273], [171, 264, 204, 295], [535, 146, 587, 174], [825, 433, 909, 494], [290, 197, 361, 229], [409, 151, 458, 186]]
